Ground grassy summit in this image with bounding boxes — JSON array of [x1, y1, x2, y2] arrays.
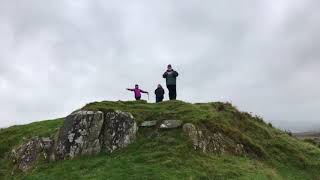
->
[[0, 100, 320, 179]]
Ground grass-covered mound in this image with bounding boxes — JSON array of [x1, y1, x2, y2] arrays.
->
[[0, 100, 319, 179]]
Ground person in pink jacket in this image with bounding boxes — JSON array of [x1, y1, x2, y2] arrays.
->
[[126, 84, 149, 100]]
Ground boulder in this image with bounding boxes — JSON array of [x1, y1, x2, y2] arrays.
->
[[101, 111, 138, 153], [11, 137, 53, 172], [140, 120, 157, 127], [56, 110, 137, 159], [56, 111, 104, 160], [159, 120, 183, 129]]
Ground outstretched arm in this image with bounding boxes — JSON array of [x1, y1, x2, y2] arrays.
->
[[126, 88, 134, 91], [141, 90, 149, 94]]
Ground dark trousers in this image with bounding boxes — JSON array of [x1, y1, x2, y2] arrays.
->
[[135, 96, 141, 101], [167, 85, 177, 100], [156, 96, 164, 103]]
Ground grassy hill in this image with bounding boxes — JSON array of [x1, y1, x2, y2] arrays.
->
[[1, 100, 320, 179]]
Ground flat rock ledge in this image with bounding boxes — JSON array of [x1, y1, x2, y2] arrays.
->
[[140, 120, 157, 127], [159, 120, 183, 129]]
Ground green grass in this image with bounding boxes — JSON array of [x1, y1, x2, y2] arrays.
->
[[1, 100, 320, 179]]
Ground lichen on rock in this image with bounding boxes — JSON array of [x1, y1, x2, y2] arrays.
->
[[183, 123, 245, 155], [55, 110, 137, 160], [11, 137, 54, 172], [56, 111, 104, 160], [101, 111, 138, 153]]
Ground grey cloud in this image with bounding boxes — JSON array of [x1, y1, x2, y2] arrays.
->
[[0, 0, 319, 132]]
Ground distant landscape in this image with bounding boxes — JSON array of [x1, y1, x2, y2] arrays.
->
[[294, 131, 320, 141], [294, 131, 320, 148]]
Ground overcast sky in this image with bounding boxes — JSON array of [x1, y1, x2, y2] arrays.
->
[[0, 0, 319, 132]]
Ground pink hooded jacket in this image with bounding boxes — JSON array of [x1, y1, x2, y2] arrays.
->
[[127, 88, 148, 98]]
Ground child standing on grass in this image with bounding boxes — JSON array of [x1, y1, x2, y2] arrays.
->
[[154, 84, 165, 103], [126, 84, 149, 101]]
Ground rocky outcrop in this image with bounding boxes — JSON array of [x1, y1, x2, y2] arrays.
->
[[56, 110, 137, 160], [183, 123, 245, 155], [101, 111, 138, 153], [11, 108, 250, 173], [56, 111, 105, 160], [183, 123, 200, 149], [11, 137, 53, 172], [11, 110, 138, 172], [160, 120, 183, 129], [183, 123, 225, 153]]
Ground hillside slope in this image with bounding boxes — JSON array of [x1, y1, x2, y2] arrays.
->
[[0, 100, 319, 179]]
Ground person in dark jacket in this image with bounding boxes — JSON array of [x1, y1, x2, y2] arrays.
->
[[163, 64, 179, 100], [155, 84, 165, 103]]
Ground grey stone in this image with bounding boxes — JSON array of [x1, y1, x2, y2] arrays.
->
[[101, 111, 138, 152], [183, 123, 199, 149], [41, 137, 54, 161], [140, 120, 157, 127], [235, 144, 245, 155], [159, 120, 183, 129], [11, 109, 138, 172], [11, 137, 54, 172], [183, 123, 247, 155], [56, 111, 104, 160], [182, 123, 227, 154], [55, 110, 138, 159]]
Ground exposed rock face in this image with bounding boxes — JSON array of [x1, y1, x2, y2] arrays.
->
[[183, 123, 220, 153], [56, 110, 137, 160], [183, 123, 240, 154], [140, 120, 157, 127], [182, 123, 200, 149], [41, 137, 55, 161], [11, 137, 53, 172], [102, 111, 138, 153], [56, 111, 104, 160], [160, 120, 183, 129], [11, 110, 138, 172]]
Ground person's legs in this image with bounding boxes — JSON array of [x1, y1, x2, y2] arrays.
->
[[167, 85, 172, 100], [135, 96, 141, 101], [172, 85, 177, 100], [167, 85, 175, 100]]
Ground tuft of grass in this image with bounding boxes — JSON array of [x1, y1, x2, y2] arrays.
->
[[303, 138, 320, 148]]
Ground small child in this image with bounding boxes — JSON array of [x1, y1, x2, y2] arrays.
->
[[154, 84, 165, 103], [126, 84, 149, 101]]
